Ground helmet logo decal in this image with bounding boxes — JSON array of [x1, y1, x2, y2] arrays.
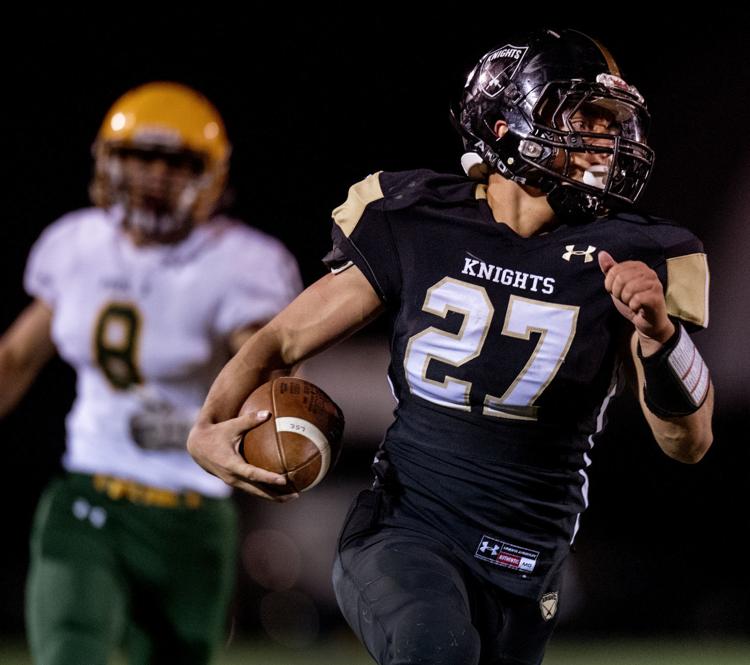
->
[[479, 44, 528, 98]]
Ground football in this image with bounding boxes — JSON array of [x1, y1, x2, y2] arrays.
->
[[239, 377, 345, 493]]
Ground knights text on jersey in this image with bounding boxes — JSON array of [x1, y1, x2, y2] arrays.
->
[[329, 169, 709, 598], [24, 208, 302, 496]]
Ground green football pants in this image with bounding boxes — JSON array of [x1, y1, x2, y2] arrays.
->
[[26, 473, 238, 665]]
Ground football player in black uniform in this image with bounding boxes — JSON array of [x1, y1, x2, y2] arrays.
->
[[188, 28, 714, 665]]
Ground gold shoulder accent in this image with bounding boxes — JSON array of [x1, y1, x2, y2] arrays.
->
[[474, 183, 488, 200], [331, 172, 384, 238], [666, 253, 710, 328]]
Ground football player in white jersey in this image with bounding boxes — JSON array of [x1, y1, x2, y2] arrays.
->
[[0, 82, 301, 665]]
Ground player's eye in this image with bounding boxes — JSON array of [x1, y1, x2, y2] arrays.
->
[[568, 115, 620, 136], [569, 118, 587, 131], [114, 147, 206, 174]]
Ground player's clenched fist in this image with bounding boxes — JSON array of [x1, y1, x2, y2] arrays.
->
[[598, 250, 675, 348]]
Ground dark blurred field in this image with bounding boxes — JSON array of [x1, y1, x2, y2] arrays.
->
[[3, 637, 750, 664]]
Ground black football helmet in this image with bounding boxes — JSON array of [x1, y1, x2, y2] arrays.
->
[[454, 28, 654, 221]]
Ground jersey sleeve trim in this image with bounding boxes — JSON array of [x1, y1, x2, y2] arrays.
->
[[331, 172, 384, 237], [474, 183, 488, 200], [665, 253, 710, 328]]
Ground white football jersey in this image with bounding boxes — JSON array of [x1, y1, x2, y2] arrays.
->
[[24, 207, 302, 496]]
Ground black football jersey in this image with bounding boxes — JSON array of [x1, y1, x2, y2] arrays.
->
[[327, 169, 709, 599]]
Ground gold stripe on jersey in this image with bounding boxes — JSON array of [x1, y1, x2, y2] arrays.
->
[[474, 183, 488, 200], [666, 253, 710, 328], [332, 172, 384, 237]]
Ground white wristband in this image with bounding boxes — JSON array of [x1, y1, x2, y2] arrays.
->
[[667, 323, 710, 408]]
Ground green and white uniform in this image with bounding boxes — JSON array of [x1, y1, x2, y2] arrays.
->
[[24, 207, 301, 664]]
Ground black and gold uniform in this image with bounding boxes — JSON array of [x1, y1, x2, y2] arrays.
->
[[329, 169, 708, 664]]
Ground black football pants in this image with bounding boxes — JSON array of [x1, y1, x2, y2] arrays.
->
[[332, 490, 559, 665]]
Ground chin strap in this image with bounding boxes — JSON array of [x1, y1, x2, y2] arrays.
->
[[461, 150, 611, 225], [544, 183, 606, 225], [126, 208, 193, 239]]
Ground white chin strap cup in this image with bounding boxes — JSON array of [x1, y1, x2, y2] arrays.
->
[[461, 152, 488, 179], [582, 164, 609, 189]]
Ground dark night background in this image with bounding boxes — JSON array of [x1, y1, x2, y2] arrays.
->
[[2, 8, 749, 649]]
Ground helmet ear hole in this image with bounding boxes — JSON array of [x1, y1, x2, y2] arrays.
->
[[493, 120, 510, 140]]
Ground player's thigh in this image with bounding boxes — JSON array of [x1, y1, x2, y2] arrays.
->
[[479, 588, 560, 665], [125, 498, 238, 665], [26, 477, 128, 665], [333, 527, 481, 665]]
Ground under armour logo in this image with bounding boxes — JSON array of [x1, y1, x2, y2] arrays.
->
[[540, 591, 559, 621], [479, 541, 500, 556], [562, 245, 597, 263]]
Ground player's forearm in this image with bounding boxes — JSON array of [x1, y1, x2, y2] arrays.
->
[[642, 382, 714, 463], [0, 349, 42, 417], [198, 268, 383, 426], [0, 301, 55, 418], [199, 324, 292, 425], [628, 325, 714, 463]]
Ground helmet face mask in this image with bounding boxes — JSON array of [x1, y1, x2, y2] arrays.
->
[[455, 29, 655, 221], [99, 145, 210, 243], [524, 78, 653, 202], [90, 82, 230, 243]]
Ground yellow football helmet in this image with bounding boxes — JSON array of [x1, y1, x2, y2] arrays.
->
[[90, 82, 231, 241]]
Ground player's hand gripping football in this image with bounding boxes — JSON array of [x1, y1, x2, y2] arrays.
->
[[187, 412, 297, 502], [598, 250, 675, 355]]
